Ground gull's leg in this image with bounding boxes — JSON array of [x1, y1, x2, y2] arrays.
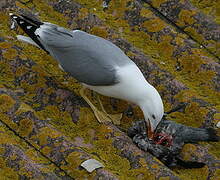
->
[[96, 93, 122, 125], [80, 86, 112, 123]]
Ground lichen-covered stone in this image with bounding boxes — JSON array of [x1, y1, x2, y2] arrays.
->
[[143, 0, 220, 59], [0, 0, 219, 179]]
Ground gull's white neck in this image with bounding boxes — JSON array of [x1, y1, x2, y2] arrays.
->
[[85, 63, 164, 130], [115, 63, 164, 130], [138, 85, 164, 130]]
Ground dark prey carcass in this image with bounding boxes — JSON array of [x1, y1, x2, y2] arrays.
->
[[128, 118, 219, 168]]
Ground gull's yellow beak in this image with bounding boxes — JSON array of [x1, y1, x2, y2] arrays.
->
[[146, 120, 154, 140]]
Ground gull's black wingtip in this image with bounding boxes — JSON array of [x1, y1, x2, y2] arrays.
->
[[206, 128, 220, 142], [10, 13, 49, 54], [9, 13, 18, 20]]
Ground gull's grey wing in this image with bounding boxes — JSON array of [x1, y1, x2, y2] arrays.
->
[[11, 14, 132, 85], [37, 25, 132, 86]]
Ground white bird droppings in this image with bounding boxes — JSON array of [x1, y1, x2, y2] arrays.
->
[[216, 121, 220, 128], [81, 159, 104, 173]]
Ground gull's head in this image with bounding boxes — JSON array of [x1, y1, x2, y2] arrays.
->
[[138, 85, 164, 139]]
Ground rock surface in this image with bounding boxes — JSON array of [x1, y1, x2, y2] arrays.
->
[[0, 0, 219, 179]]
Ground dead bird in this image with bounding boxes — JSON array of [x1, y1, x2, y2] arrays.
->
[[128, 104, 219, 168]]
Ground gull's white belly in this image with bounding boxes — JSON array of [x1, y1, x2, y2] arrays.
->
[[83, 64, 150, 105]]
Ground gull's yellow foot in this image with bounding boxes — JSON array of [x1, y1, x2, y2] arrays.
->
[[80, 86, 122, 124], [106, 113, 122, 125], [96, 92, 122, 125], [93, 109, 112, 123]]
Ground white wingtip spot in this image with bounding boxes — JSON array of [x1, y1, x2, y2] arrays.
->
[[9, 13, 13, 16], [10, 21, 16, 30], [27, 26, 32, 29], [216, 121, 220, 128], [19, 21, 24, 24], [58, 64, 64, 71]]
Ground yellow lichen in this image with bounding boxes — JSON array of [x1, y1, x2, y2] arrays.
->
[[189, 0, 220, 24], [41, 146, 52, 155], [184, 26, 204, 42], [2, 48, 18, 60], [90, 26, 109, 38], [207, 142, 220, 159], [0, 42, 12, 49], [159, 177, 171, 180], [78, 8, 89, 19], [169, 102, 208, 127], [211, 169, 220, 180], [0, 94, 15, 113], [157, 39, 174, 58], [181, 144, 197, 161], [178, 53, 204, 75], [0, 157, 19, 180], [152, 0, 167, 7], [213, 113, 220, 125], [36, 127, 61, 146], [177, 9, 196, 26], [142, 18, 167, 32], [177, 165, 209, 180], [140, 8, 153, 18], [15, 103, 34, 115], [18, 118, 34, 137], [0, 0, 219, 178], [175, 35, 185, 46]]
